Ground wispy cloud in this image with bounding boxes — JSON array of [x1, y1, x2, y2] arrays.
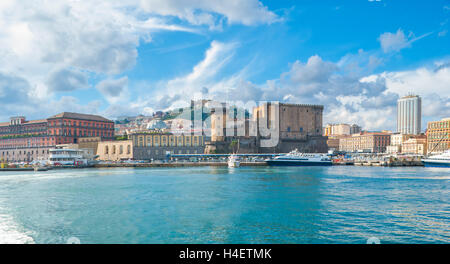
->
[[378, 29, 433, 53]]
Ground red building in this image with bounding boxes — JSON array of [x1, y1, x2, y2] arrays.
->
[[0, 112, 114, 162]]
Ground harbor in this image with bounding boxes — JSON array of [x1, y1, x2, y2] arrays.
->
[[0, 165, 448, 244], [0, 150, 444, 171], [0, 155, 430, 171]]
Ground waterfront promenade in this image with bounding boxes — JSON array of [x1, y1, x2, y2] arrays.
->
[[0, 157, 425, 171]]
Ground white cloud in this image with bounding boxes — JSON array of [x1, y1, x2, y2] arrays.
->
[[378, 29, 433, 53], [0, 0, 277, 119], [96, 76, 129, 104], [378, 29, 410, 53], [161, 40, 238, 102], [47, 68, 90, 92], [0, 72, 33, 105], [138, 0, 278, 28], [378, 66, 450, 97], [143, 49, 400, 131], [362, 64, 450, 128], [83, 35, 448, 133], [438, 29, 448, 37]]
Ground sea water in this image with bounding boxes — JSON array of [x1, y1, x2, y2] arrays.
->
[[0, 166, 448, 244]]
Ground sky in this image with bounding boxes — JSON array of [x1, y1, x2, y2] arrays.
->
[[0, 0, 449, 131]]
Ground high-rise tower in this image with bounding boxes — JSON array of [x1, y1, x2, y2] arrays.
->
[[397, 95, 422, 135]]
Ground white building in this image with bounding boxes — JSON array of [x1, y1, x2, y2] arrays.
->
[[397, 95, 421, 135]]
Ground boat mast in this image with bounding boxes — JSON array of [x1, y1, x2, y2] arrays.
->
[[429, 132, 448, 154]]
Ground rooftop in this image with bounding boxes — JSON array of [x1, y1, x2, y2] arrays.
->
[[48, 112, 112, 122], [0, 119, 47, 127], [399, 95, 421, 100]]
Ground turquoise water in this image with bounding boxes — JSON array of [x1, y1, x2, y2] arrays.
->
[[0, 166, 449, 244]]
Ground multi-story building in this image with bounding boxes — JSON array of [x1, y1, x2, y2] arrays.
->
[[386, 133, 427, 155], [324, 124, 350, 136], [402, 137, 427, 155], [426, 118, 450, 153], [397, 95, 422, 135], [46, 112, 115, 143], [131, 132, 205, 160], [350, 124, 362, 135], [339, 132, 391, 153], [324, 124, 362, 150], [326, 135, 349, 151], [390, 133, 415, 146], [97, 132, 206, 161], [324, 123, 362, 137], [0, 113, 114, 162], [386, 145, 402, 154]]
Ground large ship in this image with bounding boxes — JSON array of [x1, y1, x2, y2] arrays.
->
[[48, 148, 88, 166], [266, 149, 332, 166], [422, 150, 450, 167]]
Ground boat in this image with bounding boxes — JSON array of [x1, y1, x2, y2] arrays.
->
[[48, 148, 88, 166], [33, 166, 49, 172], [228, 139, 241, 168], [422, 150, 450, 167], [266, 149, 332, 166], [228, 154, 240, 168]]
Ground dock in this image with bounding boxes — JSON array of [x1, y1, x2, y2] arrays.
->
[[0, 167, 50, 171], [94, 162, 268, 168]]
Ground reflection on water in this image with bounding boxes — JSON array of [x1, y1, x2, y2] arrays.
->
[[0, 166, 448, 244]]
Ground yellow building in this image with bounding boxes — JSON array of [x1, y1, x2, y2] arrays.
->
[[129, 132, 205, 160], [130, 133, 203, 148], [339, 132, 391, 153], [97, 140, 133, 161], [427, 118, 450, 153], [390, 134, 415, 146], [324, 123, 362, 137], [402, 137, 427, 155]]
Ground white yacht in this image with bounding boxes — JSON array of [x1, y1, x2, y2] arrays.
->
[[228, 154, 241, 168], [422, 150, 450, 167], [266, 149, 332, 166], [48, 148, 88, 166]]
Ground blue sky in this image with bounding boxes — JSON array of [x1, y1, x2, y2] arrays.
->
[[0, 0, 449, 131]]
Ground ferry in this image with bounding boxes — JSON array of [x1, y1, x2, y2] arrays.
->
[[227, 154, 241, 168], [422, 150, 450, 167], [266, 149, 332, 166], [48, 148, 88, 166]]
